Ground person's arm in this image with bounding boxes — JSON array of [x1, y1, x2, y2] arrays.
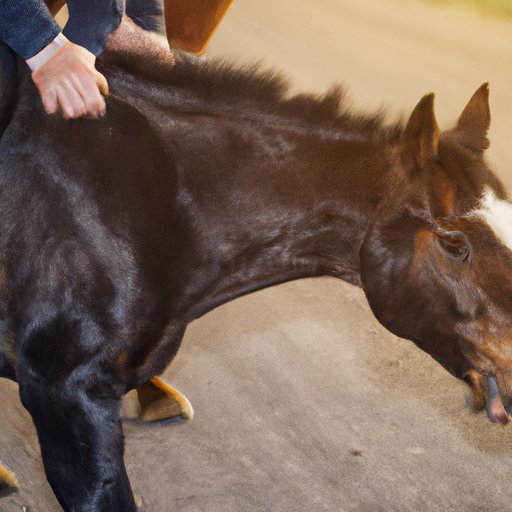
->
[[64, 0, 123, 56], [0, 0, 121, 119], [0, 0, 60, 59]]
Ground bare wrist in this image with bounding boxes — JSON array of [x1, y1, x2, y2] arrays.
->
[[26, 33, 69, 72]]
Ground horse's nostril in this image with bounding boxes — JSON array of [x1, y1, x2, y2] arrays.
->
[[463, 374, 473, 386]]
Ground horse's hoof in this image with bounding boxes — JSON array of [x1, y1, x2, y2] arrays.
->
[[136, 376, 194, 422], [0, 462, 18, 497]]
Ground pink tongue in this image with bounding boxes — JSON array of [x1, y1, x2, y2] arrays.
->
[[486, 376, 508, 425]]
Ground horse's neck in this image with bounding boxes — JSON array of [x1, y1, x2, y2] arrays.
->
[[178, 128, 393, 319]]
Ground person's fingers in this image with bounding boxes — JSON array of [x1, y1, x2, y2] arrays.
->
[[70, 73, 105, 118], [94, 70, 109, 97], [28, 39, 109, 119], [96, 95, 106, 117], [40, 87, 58, 115], [56, 80, 86, 119]]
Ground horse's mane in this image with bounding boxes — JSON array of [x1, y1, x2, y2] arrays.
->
[[101, 20, 403, 143]]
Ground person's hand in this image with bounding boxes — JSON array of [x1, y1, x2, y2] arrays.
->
[[27, 34, 109, 119]]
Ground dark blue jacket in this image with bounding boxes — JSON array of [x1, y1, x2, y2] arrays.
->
[[0, 0, 123, 59]]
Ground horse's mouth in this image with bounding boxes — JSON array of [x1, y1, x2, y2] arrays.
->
[[464, 370, 510, 424], [485, 375, 509, 425]]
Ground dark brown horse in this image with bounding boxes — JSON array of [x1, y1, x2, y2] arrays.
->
[[1, 21, 511, 511]]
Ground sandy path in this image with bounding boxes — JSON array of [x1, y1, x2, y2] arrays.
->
[[1, 1, 512, 511]]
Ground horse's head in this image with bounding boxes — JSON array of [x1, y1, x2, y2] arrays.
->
[[361, 84, 512, 423]]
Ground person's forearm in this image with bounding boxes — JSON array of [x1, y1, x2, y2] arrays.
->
[[0, 0, 60, 59]]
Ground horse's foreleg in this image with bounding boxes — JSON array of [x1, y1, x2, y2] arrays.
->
[[17, 333, 136, 512], [19, 376, 136, 511]]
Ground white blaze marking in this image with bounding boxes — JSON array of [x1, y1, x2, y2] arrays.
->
[[470, 189, 512, 251]]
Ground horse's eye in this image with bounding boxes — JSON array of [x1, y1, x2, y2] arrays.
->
[[435, 230, 472, 262]]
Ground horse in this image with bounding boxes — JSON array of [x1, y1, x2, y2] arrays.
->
[[0, 20, 511, 511]]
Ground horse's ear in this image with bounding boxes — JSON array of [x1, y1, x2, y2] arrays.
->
[[454, 83, 490, 153], [401, 93, 440, 172]]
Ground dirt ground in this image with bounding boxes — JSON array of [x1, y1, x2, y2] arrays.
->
[[2, 0, 512, 511]]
